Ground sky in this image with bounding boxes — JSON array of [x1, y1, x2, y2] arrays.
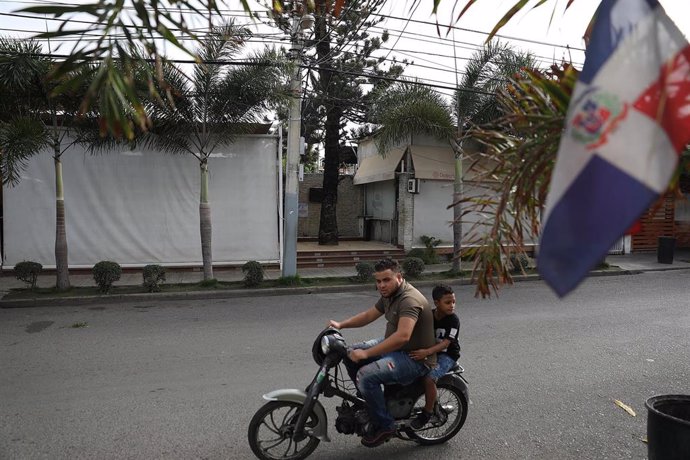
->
[[0, 0, 689, 102]]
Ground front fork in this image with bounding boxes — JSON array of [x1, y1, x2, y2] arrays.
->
[[292, 361, 331, 442]]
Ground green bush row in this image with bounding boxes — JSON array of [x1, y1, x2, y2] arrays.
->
[[354, 257, 427, 281], [12, 259, 270, 293]]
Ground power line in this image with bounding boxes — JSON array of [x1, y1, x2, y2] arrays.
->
[[0, 0, 586, 52], [371, 11, 586, 52], [0, 2, 587, 57], [0, 47, 498, 96]]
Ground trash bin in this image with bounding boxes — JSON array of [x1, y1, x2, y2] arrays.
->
[[657, 236, 676, 264], [646, 394, 690, 460]]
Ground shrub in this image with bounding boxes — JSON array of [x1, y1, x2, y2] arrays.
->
[[509, 254, 530, 274], [92, 261, 122, 294], [14, 261, 42, 290], [419, 235, 441, 264], [406, 248, 427, 262], [402, 257, 425, 278], [354, 262, 375, 282], [242, 261, 264, 287], [142, 264, 166, 292]]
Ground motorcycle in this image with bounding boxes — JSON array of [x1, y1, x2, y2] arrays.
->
[[248, 327, 469, 459]]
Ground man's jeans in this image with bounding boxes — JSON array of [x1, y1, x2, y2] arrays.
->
[[344, 338, 429, 430]]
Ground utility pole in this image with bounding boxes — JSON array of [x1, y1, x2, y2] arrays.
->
[[283, 2, 313, 277]]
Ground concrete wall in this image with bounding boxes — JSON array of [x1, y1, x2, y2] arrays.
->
[[297, 173, 363, 238]]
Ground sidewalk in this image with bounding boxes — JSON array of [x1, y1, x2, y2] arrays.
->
[[2, 250, 689, 304]]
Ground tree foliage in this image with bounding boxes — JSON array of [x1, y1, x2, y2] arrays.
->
[[276, 0, 406, 244]]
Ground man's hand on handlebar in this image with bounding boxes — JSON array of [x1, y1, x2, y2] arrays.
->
[[348, 348, 368, 363], [328, 320, 342, 329]]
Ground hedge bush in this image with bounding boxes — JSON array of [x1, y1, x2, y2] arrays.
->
[[142, 264, 166, 292], [402, 257, 425, 278], [242, 261, 264, 287], [93, 261, 122, 294], [354, 262, 375, 282], [14, 261, 42, 290]]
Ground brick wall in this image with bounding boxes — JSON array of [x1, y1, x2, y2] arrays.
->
[[297, 173, 364, 238]]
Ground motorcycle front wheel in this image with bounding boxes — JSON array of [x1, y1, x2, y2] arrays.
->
[[248, 401, 321, 460], [408, 382, 468, 445]]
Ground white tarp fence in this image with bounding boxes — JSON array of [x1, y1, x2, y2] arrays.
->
[[2, 134, 281, 268], [412, 180, 539, 248]]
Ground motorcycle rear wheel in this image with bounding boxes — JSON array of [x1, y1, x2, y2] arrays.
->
[[408, 382, 468, 445], [248, 401, 321, 460]]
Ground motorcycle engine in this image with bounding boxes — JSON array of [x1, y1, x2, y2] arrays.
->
[[387, 397, 415, 419], [335, 404, 370, 436], [335, 404, 357, 434]]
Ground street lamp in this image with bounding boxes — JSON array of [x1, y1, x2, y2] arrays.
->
[[283, 3, 313, 277]]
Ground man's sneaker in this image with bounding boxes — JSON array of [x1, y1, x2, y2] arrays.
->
[[410, 410, 432, 430], [361, 426, 396, 448]]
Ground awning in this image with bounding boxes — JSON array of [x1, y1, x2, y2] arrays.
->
[[409, 145, 455, 181], [353, 148, 405, 185]]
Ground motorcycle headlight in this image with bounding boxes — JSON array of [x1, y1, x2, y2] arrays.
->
[[320, 335, 331, 355]]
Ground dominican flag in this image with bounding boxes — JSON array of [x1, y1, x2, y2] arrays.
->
[[538, 0, 690, 297]]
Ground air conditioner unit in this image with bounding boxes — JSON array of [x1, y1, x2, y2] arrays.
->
[[407, 178, 419, 194]]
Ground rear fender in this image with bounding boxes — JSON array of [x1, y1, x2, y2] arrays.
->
[[437, 374, 469, 403], [263, 389, 331, 442]]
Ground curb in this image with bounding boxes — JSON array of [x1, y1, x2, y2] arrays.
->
[[0, 268, 656, 309]]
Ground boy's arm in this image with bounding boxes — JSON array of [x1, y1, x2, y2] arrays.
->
[[409, 339, 451, 360]]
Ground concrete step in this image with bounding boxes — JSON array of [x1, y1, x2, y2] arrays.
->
[[297, 249, 406, 268]]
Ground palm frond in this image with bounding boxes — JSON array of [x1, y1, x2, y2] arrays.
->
[[0, 117, 48, 185], [372, 82, 454, 154], [193, 21, 252, 99], [463, 63, 576, 297]]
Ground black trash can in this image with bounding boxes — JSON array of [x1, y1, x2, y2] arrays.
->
[[657, 236, 676, 264], [646, 394, 690, 460]]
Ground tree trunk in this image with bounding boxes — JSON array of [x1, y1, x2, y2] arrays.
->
[[319, 105, 341, 245], [315, 3, 339, 245], [452, 151, 463, 273], [54, 156, 70, 290], [199, 161, 213, 280]]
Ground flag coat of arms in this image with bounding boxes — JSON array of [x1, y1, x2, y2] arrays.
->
[[538, 0, 690, 297]]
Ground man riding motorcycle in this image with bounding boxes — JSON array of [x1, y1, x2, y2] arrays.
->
[[328, 258, 437, 447]]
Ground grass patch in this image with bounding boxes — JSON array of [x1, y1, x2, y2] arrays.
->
[[276, 275, 303, 286], [71, 322, 88, 328], [198, 278, 219, 288]]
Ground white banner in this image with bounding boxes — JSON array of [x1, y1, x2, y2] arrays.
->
[[2, 135, 281, 268]]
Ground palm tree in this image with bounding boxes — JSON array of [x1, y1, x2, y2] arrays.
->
[[372, 41, 537, 273], [0, 38, 93, 290], [139, 21, 286, 281]]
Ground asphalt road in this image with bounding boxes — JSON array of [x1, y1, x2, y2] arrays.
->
[[1, 270, 689, 459]]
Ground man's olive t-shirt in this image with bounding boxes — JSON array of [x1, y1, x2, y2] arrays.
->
[[375, 280, 437, 368]]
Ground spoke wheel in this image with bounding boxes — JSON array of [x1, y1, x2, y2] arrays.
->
[[248, 401, 321, 460], [409, 383, 468, 445]]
